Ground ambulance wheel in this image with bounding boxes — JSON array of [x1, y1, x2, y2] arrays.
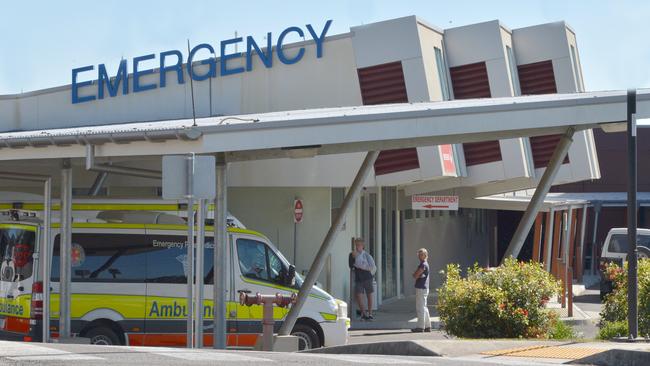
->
[[292, 323, 321, 350], [86, 326, 121, 346]]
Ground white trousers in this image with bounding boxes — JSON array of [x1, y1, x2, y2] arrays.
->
[[415, 288, 430, 329]]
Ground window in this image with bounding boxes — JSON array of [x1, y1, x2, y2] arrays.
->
[[434, 47, 451, 100], [0, 226, 36, 282], [145, 235, 216, 284], [52, 233, 149, 282], [237, 239, 270, 281], [236, 238, 288, 286], [608, 234, 650, 254], [506, 46, 521, 96]]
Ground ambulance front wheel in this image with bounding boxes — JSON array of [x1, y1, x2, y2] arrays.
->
[[291, 323, 321, 350], [86, 326, 121, 346]]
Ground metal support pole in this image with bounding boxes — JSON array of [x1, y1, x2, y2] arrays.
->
[[59, 160, 72, 339], [562, 206, 573, 312], [501, 127, 575, 262], [88, 172, 108, 196], [591, 202, 602, 275], [627, 89, 639, 340], [42, 177, 52, 343], [544, 208, 555, 272], [578, 204, 588, 280], [213, 156, 228, 349], [279, 151, 380, 336], [194, 199, 206, 348], [395, 191, 402, 298], [186, 154, 195, 348], [375, 186, 382, 307]]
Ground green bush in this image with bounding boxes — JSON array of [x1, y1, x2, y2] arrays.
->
[[548, 317, 577, 340], [598, 259, 650, 338], [598, 320, 628, 340], [437, 258, 561, 338]]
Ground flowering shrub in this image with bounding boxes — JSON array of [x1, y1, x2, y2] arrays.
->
[[437, 258, 561, 338], [599, 259, 650, 338]]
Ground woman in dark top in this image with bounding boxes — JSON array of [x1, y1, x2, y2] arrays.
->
[[412, 248, 431, 332]]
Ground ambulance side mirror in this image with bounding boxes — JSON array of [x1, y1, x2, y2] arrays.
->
[[286, 265, 296, 286]]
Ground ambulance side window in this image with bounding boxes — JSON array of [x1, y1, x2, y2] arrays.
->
[[267, 248, 285, 285], [145, 235, 215, 284], [237, 239, 269, 281], [236, 238, 286, 286], [146, 235, 188, 284], [51, 233, 148, 282]]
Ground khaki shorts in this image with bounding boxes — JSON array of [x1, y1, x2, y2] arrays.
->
[[354, 279, 374, 294]]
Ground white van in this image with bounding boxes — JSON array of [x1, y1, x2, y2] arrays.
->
[[598, 227, 650, 298], [0, 208, 349, 349]]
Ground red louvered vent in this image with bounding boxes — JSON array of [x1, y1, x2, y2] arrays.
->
[[357, 61, 419, 175], [517, 60, 557, 95], [357, 61, 409, 105], [462, 141, 503, 166], [374, 148, 421, 175], [449, 62, 491, 99], [530, 135, 570, 168], [518, 60, 568, 168], [450, 62, 501, 166]]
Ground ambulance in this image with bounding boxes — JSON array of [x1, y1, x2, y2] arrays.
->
[[0, 200, 349, 349]]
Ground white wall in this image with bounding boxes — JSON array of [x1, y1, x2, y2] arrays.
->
[[0, 35, 361, 132], [227, 186, 358, 301], [402, 209, 494, 296]]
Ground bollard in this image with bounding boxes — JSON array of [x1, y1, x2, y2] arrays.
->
[[240, 292, 296, 351]]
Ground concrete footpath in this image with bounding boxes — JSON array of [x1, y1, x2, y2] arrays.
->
[[306, 336, 650, 366]]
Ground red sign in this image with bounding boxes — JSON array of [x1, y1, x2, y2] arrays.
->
[[294, 199, 304, 223], [439, 145, 457, 176]]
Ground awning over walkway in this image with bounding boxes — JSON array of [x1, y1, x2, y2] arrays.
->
[[0, 90, 647, 162]]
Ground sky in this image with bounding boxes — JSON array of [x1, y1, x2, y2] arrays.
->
[[1, 0, 650, 94]]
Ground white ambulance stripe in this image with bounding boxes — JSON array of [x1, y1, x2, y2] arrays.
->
[[125, 346, 273, 362], [0, 341, 103, 361], [302, 354, 428, 364]]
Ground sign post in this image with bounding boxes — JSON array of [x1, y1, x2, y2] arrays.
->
[[293, 199, 303, 265]]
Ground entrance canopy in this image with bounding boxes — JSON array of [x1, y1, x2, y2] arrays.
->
[[0, 90, 646, 163]]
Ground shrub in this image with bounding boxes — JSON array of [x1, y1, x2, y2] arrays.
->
[[437, 258, 561, 338], [598, 320, 628, 340], [598, 259, 650, 338], [548, 317, 577, 340]]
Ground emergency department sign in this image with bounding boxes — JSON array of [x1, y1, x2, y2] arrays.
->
[[411, 195, 459, 211]]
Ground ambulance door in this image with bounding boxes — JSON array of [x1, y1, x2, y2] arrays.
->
[[232, 234, 293, 347], [0, 223, 38, 336], [143, 229, 189, 347]]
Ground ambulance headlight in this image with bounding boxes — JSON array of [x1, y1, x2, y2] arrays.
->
[[336, 300, 347, 319]]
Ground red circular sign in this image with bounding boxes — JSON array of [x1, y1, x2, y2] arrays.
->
[[13, 244, 32, 268], [294, 200, 303, 223]]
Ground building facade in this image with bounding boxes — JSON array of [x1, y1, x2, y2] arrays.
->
[[0, 16, 597, 305]]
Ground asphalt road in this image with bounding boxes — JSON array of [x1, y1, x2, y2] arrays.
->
[[0, 341, 563, 366]]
